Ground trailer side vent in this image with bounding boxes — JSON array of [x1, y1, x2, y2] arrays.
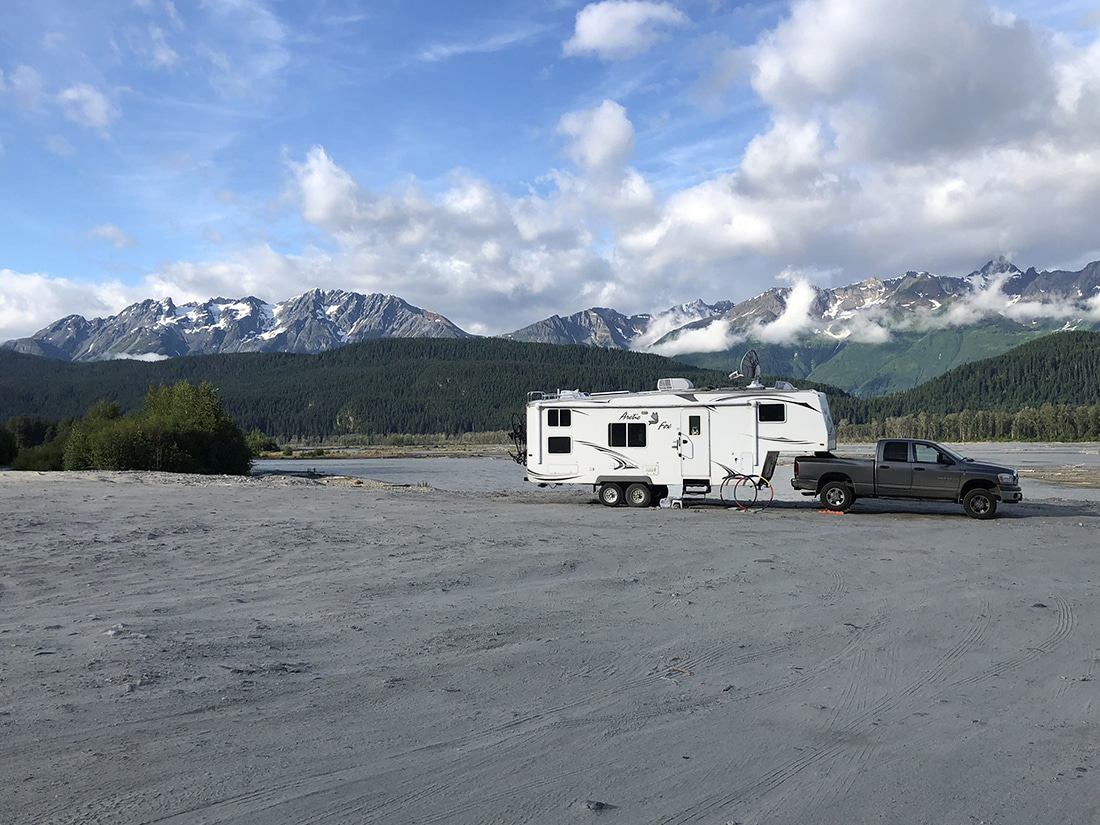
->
[[657, 377, 694, 391]]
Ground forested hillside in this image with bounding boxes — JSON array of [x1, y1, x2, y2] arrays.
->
[[0, 339, 738, 440], [2, 332, 1097, 443], [827, 330, 1100, 441]]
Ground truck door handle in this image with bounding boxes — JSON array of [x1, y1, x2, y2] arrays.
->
[[914, 467, 925, 472]]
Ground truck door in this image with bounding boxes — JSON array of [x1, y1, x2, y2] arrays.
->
[[679, 410, 711, 479], [876, 440, 913, 496], [910, 441, 961, 499]]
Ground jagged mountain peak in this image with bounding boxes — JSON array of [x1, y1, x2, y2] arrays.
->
[[3, 290, 470, 362]]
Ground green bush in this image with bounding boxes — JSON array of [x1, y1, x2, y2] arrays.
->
[[245, 429, 280, 456], [62, 381, 252, 475], [10, 441, 65, 471]]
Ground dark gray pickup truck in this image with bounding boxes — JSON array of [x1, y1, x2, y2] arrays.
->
[[791, 438, 1024, 519]]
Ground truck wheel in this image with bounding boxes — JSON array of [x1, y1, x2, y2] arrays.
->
[[962, 488, 997, 519], [625, 483, 652, 508], [820, 481, 853, 512], [599, 483, 623, 507]]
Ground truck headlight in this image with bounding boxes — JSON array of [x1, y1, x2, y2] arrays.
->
[[998, 472, 1017, 485]]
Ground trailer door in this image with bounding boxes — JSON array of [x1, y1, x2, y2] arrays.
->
[[679, 410, 711, 478]]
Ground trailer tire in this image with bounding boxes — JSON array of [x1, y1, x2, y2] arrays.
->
[[653, 485, 669, 505], [962, 488, 997, 519], [820, 481, 853, 512], [599, 483, 623, 507], [625, 483, 652, 508]]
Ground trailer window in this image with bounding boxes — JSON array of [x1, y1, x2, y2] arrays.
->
[[547, 436, 571, 454], [608, 422, 647, 448], [688, 415, 701, 435], [547, 409, 571, 427], [758, 403, 785, 423]]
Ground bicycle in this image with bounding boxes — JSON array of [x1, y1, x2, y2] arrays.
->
[[719, 472, 775, 511]]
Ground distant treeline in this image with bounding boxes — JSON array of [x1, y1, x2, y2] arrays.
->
[[834, 405, 1100, 443], [2, 331, 1099, 445]]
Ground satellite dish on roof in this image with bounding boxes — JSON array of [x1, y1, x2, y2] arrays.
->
[[729, 349, 762, 388]]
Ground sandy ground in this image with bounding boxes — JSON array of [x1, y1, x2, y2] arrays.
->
[[2, 451, 1098, 825]]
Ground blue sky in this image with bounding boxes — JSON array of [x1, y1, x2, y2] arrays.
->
[[2, 0, 1100, 341]]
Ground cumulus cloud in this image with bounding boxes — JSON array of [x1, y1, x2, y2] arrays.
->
[[0, 269, 136, 339], [57, 83, 116, 133], [558, 100, 635, 179], [564, 0, 689, 60]]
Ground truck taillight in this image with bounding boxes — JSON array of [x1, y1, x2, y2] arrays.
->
[[794, 459, 799, 477]]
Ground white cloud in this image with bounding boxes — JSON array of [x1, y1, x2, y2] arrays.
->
[[8, 65, 45, 111], [89, 224, 138, 249], [651, 317, 743, 355], [0, 269, 135, 339], [564, 1, 689, 60], [149, 25, 180, 68], [751, 276, 820, 343], [289, 146, 363, 231], [57, 83, 117, 133], [557, 99, 635, 178], [415, 25, 544, 63]]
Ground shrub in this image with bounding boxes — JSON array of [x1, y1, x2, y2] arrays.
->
[[62, 381, 252, 475]]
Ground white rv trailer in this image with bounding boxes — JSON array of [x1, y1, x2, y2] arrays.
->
[[519, 377, 836, 506]]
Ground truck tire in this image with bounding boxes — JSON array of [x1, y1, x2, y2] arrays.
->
[[820, 481, 853, 512], [625, 483, 652, 508], [599, 483, 623, 507], [962, 488, 997, 519]]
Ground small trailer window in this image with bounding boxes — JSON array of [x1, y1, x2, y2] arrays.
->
[[608, 422, 647, 447], [688, 415, 701, 435], [547, 436, 572, 454], [547, 409, 571, 427], [758, 403, 785, 423]]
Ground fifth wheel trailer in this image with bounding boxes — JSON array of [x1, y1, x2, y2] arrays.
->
[[513, 377, 836, 506]]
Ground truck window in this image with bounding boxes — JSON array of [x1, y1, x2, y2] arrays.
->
[[609, 422, 647, 447], [547, 436, 571, 454], [548, 409, 571, 427], [882, 441, 910, 462], [913, 443, 940, 464], [758, 403, 785, 423]]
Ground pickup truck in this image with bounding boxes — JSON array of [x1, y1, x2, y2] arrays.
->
[[791, 438, 1023, 519]]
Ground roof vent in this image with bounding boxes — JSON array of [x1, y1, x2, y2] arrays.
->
[[657, 377, 694, 391]]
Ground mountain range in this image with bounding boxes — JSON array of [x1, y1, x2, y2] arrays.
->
[[4, 258, 1098, 397]]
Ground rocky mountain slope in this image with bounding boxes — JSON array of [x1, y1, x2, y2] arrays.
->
[[3, 260, 1098, 395], [3, 290, 471, 362]]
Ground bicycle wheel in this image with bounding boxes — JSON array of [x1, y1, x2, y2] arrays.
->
[[734, 475, 774, 511]]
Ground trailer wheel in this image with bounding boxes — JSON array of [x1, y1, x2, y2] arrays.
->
[[962, 488, 997, 520], [820, 481, 853, 512], [599, 483, 623, 507], [653, 485, 669, 505], [625, 483, 652, 508]]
